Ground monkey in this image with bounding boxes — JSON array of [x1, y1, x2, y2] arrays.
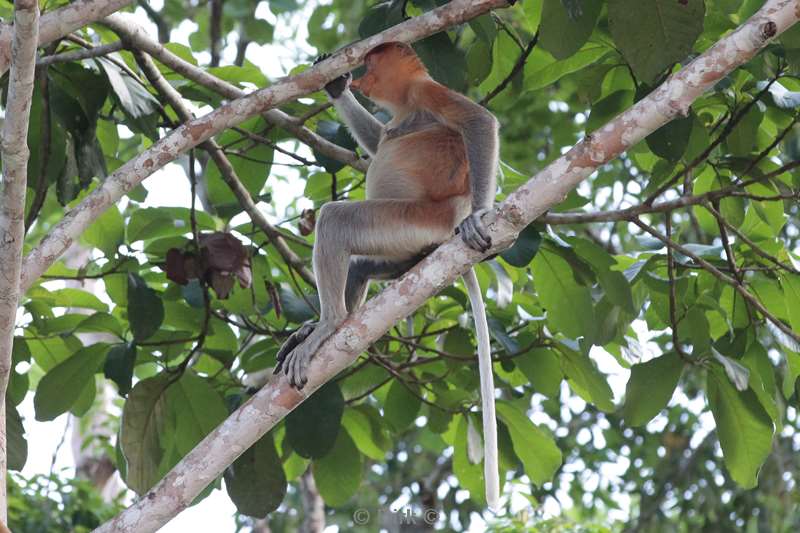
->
[[274, 42, 500, 510]]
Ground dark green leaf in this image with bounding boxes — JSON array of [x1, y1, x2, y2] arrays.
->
[[500, 223, 542, 267], [127, 273, 165, 341], [622, 352, 684, 426], [7, 404, 27, 471], [496, 401, 562, 486], [383, 380, 421, 432], [539, 0, 602, 60], [104, 343, 138, 396], [609, 0, 705, 84], [224, 433, 287, 517], [285, 382, 344, 458]]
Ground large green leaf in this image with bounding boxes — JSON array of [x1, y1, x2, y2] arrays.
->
[[127, 273, 165, 342], [560, 344, 615, 412], [82, 204, 124, 257], [514, 347, 563, 398], [33, 343, 107, 421], [285, 382, 344, 459], [609, 0, 705, 84], [539, 0, 602, 60], [525, 42, 609, 92], [104, 343, 138, 396], [120, 375, 172, 495], [496, 401, 562, 486], [532, 249, 596, 341], [167, 373, 229, 456], [452, 414, 487, 505], [224, 433, 287, 517], [383, 380, 422, 431], [622, 352, 684, 426], [312, 430, 362, 507], [341, 407, 390, 461], [707, 366, 773, 489]]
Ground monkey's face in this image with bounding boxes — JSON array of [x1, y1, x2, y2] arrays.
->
[[351, 49, 422, 114]]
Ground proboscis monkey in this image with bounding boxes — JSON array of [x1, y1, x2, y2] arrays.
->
[[275, 42, 500, 510]]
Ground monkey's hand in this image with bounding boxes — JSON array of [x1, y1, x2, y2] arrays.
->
[[458, 209, 492, 253], [314, 53, 351, 99]]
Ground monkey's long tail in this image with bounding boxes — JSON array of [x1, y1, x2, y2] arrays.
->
[[463, 267, 500, 512]]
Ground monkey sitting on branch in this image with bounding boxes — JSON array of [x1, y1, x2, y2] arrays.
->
[[275, 42, 501, 510]]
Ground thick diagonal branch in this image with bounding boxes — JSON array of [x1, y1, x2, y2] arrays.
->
[[94, 2, 800, 532]]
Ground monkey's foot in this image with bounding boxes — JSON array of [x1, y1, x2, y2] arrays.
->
[[278, 321, 338, 389], [458, 209, 492, 253], [274, 321, 317, 375]]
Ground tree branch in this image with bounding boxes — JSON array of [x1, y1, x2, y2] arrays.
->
[[132, 50, 317, 286], [94, 2, 800, 531], [0, 0, 134, 75], [37, 40, 124, 66], [0, 0, 39, 521]]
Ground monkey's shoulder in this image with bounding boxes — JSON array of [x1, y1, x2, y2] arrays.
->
[[383, 110, 447, 141]]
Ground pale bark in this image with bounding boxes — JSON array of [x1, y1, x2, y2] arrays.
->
[[94, 2, 800, 532], [0, 0, 134, 75], [0, 0, 39, 522], [100, 13, 369, 173]]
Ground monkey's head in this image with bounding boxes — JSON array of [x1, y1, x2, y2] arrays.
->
[[351, 42, 428, 114]]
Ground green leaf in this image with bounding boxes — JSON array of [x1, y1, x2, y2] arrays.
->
[[782, 350, 800, 399], [415, 31, 467, 92], [496, 402, 562, 486], [285, 382, 344, 459], [500, 223, 542, 267], [571, 238, 635, 314], [383, 380, 422, 432], [539, 0, 602, 60], [104, 343, 138, 396], [707, 365, 773, 489], [560, 344, 614, 412], [167, 373, 229, 456], [608, 0, 705, 84], [224, 433, 287, 517], [780, 273, 800, 333], [34, 344, 107, 421], [342, 407, 390, 461], [525, 43, 609, 92], [120, 375, 172, 494], [622, 352, 684, 426], [646, 111, 694, 161], [127, 273, 165, 341], [727, 104, 763, 156], [312, 430, 363, 507], [82, 204, 124, 257], [741, 343, 779, 426], [97, 58, 160, 119], [7, 404, 27, 471], [532, 249, 596, 341], [514, 347, 563, 398]]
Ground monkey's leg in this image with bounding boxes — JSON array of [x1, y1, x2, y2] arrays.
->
[[345, 252, 433, 312], [281, 199, 458, 388]]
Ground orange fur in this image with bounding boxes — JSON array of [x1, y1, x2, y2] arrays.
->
[[355, 42, 471, 227]]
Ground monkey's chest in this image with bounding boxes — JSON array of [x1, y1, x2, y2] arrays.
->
[[366, 125, 469, 201]]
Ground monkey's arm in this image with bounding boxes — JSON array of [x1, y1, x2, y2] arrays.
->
[[330, 89, 384, 157], [415, 83, 499, 251]]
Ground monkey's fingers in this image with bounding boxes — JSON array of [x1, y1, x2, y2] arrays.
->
[[313, 53, 331, 65], [459, 214, 492, 253], [274, 323, 316, 374]]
